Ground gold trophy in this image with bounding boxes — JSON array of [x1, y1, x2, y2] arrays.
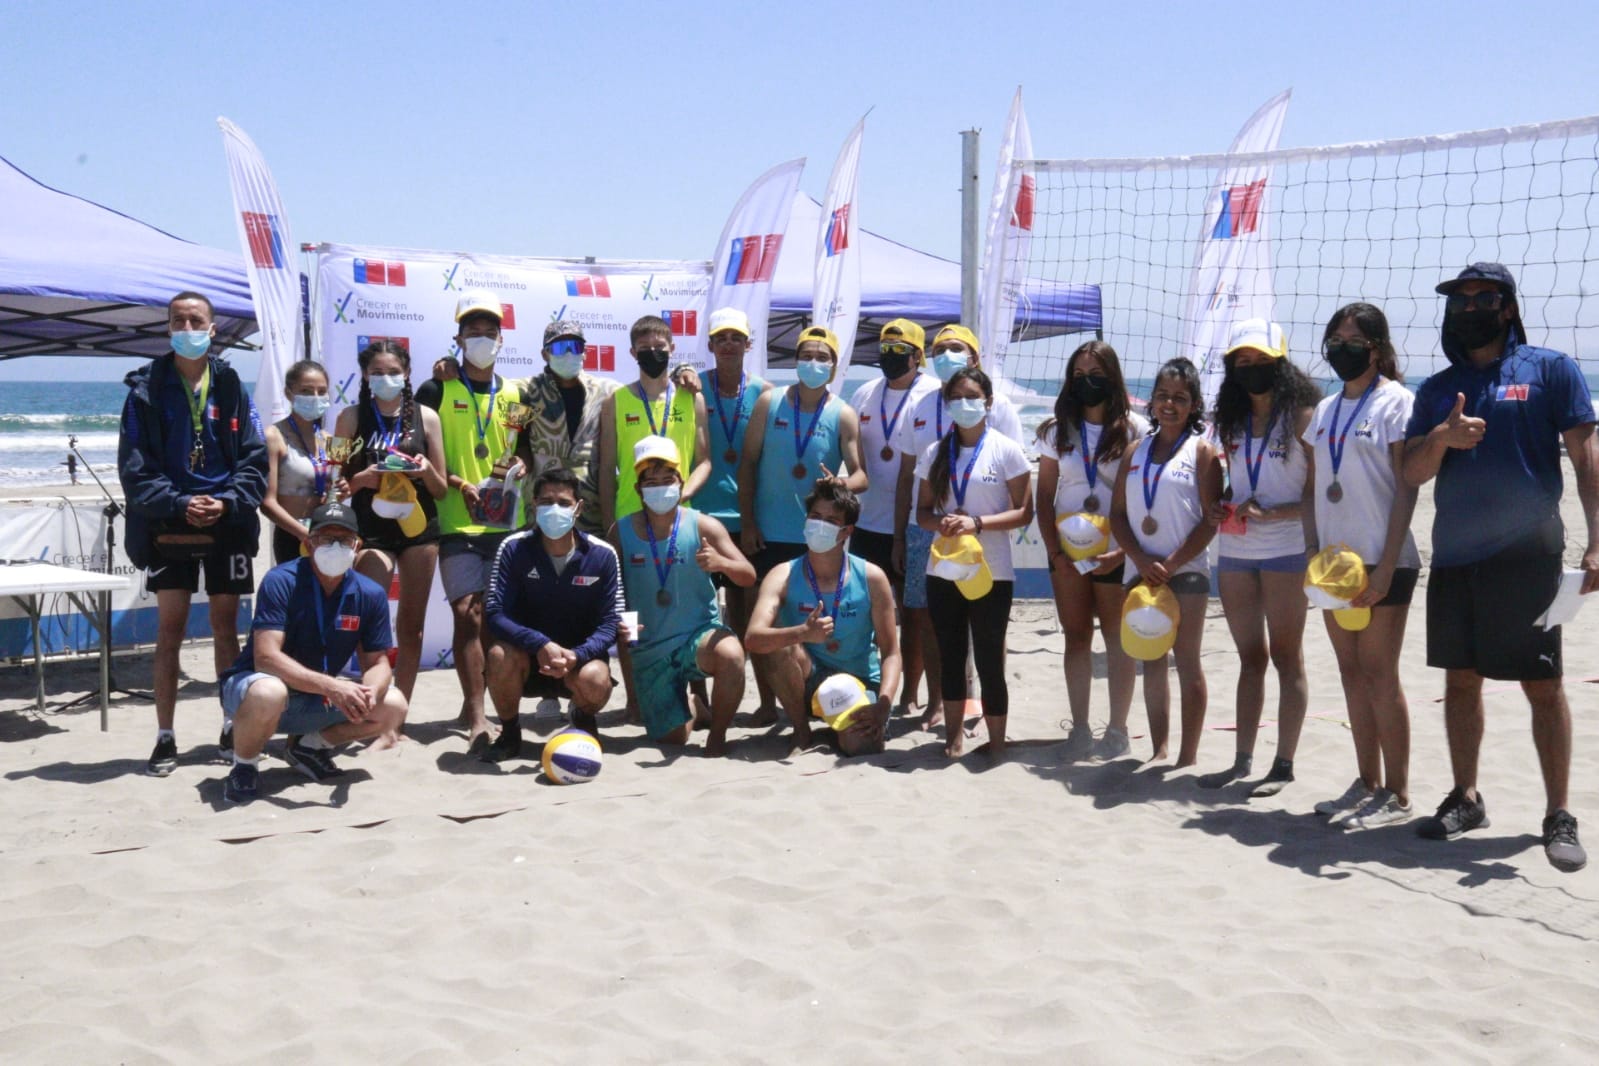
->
[[322, 435, 363, 503], [492, 401, 534, 479]]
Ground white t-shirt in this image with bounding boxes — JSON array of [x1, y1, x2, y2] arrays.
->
[[895, 389, 1024, 462], [849, 373, 938, 534], [1214, 412, 1309, 560], [1037, 412, 1151, 515], [1122, 432, 1209, 580], [914, 429, 1031, 580], [1309, 378, 1421, 569]]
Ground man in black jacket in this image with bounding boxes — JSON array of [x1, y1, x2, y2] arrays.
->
[[118, 291, 268, 776]]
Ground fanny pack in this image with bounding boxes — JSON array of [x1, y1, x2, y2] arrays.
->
[[153, 520, 217, 559]]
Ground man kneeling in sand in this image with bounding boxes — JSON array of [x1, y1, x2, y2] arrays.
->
[[218, 503, 405, 804], [746, 481, 900, 755]]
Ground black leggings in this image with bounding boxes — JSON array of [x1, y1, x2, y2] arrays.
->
[[926, 576, 1014, 717]]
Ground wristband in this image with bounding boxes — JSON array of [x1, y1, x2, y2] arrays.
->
[[974, 515, 984, 534]]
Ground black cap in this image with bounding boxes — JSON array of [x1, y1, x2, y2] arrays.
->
[[308, 502, 360, 534], [1436, 262, 1517, 297]]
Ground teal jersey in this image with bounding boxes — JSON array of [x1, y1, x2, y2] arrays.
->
[[698, 368, 766, 531], [755, 386, 843, 543], [777, 553, 879, 686], [618, 509, 720, 666]]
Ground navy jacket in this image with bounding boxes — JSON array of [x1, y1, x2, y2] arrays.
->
[[484, 529, 622, 664], [118, 353, 268, 569]]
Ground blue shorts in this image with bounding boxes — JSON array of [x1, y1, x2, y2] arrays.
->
[[635, 624, 724, 740], [902, 524, 934, 609], [1218, 553, 1307, 575], [220, 671, 346, 735]]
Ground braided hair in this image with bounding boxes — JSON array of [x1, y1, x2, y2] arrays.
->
[[926, 366, 993, 508], [356, 338, 416, 450]]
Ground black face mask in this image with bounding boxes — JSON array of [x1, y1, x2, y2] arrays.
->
[[636, 348, 671, 379], [1069, 373, 1111, 407], [1231, 362, 1278, 396], [879, 351, 913, 380], [1449, 309, 1506, 352]]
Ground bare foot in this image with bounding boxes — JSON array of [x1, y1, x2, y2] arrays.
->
[[466, 729, 493, 756], [750, 703, 780, 727], [1173, 756, 1198, 769], [622, 700, 642, 726], [369, 731, 411, 752], [918, 706, 943, 732], [692, 694, 712, 730], [703, 732, 728, 758], [971, 739, 1007, 761], [944, 734, 965, 758], [455, 700, 475, 727], [1144, 746, 1169, 764]]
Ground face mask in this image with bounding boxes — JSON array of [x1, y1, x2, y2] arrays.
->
[[641, 483, 681, 515], [291, 394, 330, 421], [795, 359, 833, 390], [171, 331, 211, 360], [1231, 362, 1277, 396], [370, 373, 406, 401], [879, 351, 913, 380], [931, 352, 969, 382], [535, 503, 577, 539], [636, 348, 671, 379], [1449, 309, 1505, 351], [1325, 346, 1373, 383], [803, 518, 841, 553], [1069, 373, 1111, 407], [948, 397, 988, 429], [548, 353, 585, 380], [312, 542, 356, 578], [461, 334, 500, 368]]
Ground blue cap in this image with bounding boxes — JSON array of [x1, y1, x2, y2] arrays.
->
[[1436, 262, 1517, 297]]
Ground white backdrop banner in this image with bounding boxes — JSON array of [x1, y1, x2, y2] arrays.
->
[[814, 117, 865, 387], [979, 87, 1036, 392], [706, 158, 805, 376]]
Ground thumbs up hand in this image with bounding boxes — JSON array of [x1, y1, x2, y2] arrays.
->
[[1439, 392, 1487, 450]]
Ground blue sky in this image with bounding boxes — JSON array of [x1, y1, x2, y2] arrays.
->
[[3, 0, 1596, 381]]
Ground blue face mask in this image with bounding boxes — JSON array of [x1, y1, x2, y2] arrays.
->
[[947, 397, 988, 429], [171, 331, 211, 360], [292, 394, 330, 421], [535, 503, 577, 539], [370, 373, 406, 401], [803, 517, 842, 554], [931, 352, 969, 381], [642, 483, 681, 515], [795, 359, 833, 390], [548, 353, 585, 380]]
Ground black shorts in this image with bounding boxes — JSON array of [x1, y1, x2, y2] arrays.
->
[[523, 658, 612, 699], [272, 526, 303, 567], [1375, 566, 1420, 608], [754, 541, 806, 583], [146, 528, 256, 596], [1427, 551, 1561, 680], [849, 529, 897, 580]]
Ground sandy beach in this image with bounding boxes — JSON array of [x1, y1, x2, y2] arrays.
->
[[2, 470, 1596, 1064]]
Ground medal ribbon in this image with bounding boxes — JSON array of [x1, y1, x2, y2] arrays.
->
[[1241, 410, 1278, 497], [184, 364, 212, 468], [1327, 376, 1380, 482], [644, 510, 681, 596], [710, 370, 747, 450], [790, 386, 830, 469], [878, 383, 915, 452], [462, 373, 501, 459], [948, 428, 988, 512], [311, 570, 353, 680], [637, 381, 675, 437], [1080, 423, 1100, 496], [371, 399, 402, 452], [1141, 434, 1177, 517], [286, 416, 328, 497], [803, 556, 848, 628]]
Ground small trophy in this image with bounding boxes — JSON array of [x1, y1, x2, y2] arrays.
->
[[492, 401, 534, 478], [322, 435, 363, 503]]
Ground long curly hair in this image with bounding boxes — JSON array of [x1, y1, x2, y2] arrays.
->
[[1042, 340, 1134, 464], [1210, 352, 1320, 459], [926, 366, 993, 508]]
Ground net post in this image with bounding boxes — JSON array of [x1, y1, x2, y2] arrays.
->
[[961, 128, 981, 328]]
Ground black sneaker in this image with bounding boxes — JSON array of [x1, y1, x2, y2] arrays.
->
[[284, 735, 343, 782], [1416, 787, 1490, 840], [570, 707, 601, 738], [1543, 809, 1587, 873], [481, 724, 523, 764], [147, 735, 178, 777], [217, 724, 234, 763], [223, 762, 258, 804]]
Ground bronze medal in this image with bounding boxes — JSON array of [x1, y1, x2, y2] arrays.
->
[[656, 588, 672, 607], [792, 462, 808, 479], [474, 441, 490, 460], [723, 448, 738, 464], [1082, 493, 1100, 513], [1141, 515, 1159, 536], [880, 445, 894, 462], [1326, 481, 1344, 503]]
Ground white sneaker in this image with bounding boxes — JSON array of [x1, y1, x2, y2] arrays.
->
[[1344, 789, 1413, 831], [1092, 727, 1131, 760], [1314, 778, 1374, 817]]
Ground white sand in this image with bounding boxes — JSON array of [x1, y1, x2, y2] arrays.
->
[[2, 477, 1597, 1064]]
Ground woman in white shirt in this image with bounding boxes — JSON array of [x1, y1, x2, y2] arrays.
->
[[1201, 319, 1322, 796], [1110, 357, 1223, 767], [914, 366, 1033, 759], [1305, 303, 1421, 829], [1035, 341, 1148, 761]]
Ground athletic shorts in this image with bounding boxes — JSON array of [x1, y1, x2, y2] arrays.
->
[[1218, 552, 1308, 575], [754, 540, 806, 583], [272, 526, 304, 567], [1128, 570, 1211, 597], [902, 524, 934, 609], [521, 656, 612, 700], [848, 529, 897, 581], [1427, 550, 1562, 681], [1374, 566, 1420, 608], [220, 671, 345, 735], [146, 527, 256, 596], [439, 532, 508, 602], [635, 624, 725, 739]]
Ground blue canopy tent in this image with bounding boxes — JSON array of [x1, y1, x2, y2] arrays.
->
[[766, 195, 1101, 362], [0, 153, 256, 360]]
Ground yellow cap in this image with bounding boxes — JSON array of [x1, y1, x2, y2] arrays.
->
[[1121, 583, 1180, 660], [632, 434, 681, 474], [796, 325, 840, 358], [454, 290, 503, 323], [811, 673, 871, 731], [929, 532, 993, 600], [1057, 512, 1110, 561], [1304, 545, 1371, 631], [932, 324, 980, 355], [880, 318, 925, 350], [1224, 317, 1288, 360]]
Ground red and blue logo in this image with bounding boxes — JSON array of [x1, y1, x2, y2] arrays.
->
[[1497, 383, 1530, 402], [824, 205, 851, 257], [661, 310, 698, 337], [354, 258, 406, 286], [723, 233, 784, 285], [1210, 178, 1266, 239], [564, 274, 612, 298], [240, 211, 287, 269]]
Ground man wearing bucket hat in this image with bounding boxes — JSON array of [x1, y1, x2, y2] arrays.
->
[[1402, 262, 1598, 872]]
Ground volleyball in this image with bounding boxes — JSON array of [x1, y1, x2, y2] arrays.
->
[[542, 728, 603, 784]]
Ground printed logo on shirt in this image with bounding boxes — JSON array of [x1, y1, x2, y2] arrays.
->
[[774, 417, 790, 429], [454, 400, 470, 411], [624, 413, 641, 426], [1497, 384, 1530, 402], [913, 417, 928, 429], [629, 554, 646, 565], [572, 575, 598, 586], [524, 568, 542, 580], [336, 615, 361, 632], [860, 413, 872, 423]]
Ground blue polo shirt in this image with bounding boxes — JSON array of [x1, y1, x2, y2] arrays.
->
[[484, 528, 622, 664], [1405, 340, 1594, 566], [222, 559, 393, 685]]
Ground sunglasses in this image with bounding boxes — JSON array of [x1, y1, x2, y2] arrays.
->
[[546, 338, 585, 357], [1323, 339, 1374, 360], [880, 342, 918, 358], [1446, 290, 1505, 313]]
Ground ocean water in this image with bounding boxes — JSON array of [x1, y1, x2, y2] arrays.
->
[[0, 380, 128, 490]]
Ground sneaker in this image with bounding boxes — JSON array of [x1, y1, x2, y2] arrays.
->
[[570, 707, 601, 738], [217, 724, 234, 763], [1091, 727, 1131, 761], [223, 762, 258, 804], [146, 735, 178, 777], [1416, 787, 1490, 840], [1543, 809, 1587, 873], [481, 724, 522, 764], [1343, 789, 1413, 830], [283, 735, 343, 782], [1315, 778, 1374, 817], [1062, 724, 1095, 761]]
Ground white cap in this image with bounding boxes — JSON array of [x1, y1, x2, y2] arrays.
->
[[454, 290, 503, 323], [1225, 317, 1287, 360], [708, 307, 751, 338]]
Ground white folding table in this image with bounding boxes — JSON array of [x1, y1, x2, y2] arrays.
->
[[0, 562, 131, 729]]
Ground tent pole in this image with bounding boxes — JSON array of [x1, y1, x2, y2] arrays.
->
[[960, 129, 980, 329]]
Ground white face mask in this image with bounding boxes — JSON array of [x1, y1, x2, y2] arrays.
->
[[803, 517, 842, 553], [312, 542, 356, 578], [291, 394, 330, 421], [461, 334, 500, 368], [370, 373, 406, 401], [641, 483, 682, 515]]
